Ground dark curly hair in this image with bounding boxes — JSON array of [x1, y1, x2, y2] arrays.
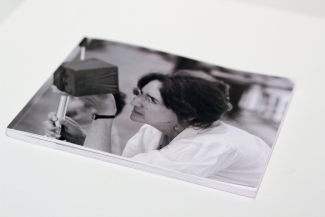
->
[[137, 72, 232, 129]]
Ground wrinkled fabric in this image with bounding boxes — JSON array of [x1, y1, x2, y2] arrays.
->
[[122, 121, 270, 187]]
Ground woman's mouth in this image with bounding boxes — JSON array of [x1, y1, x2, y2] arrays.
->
[[132, 109, 143, 115]]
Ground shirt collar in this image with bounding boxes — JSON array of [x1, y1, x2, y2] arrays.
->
[[170, 121, 222, 144]]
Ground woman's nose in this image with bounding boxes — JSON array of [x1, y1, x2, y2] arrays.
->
[[130, 97, 143, 107]]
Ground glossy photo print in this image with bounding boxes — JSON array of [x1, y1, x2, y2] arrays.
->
[[7, 38, 295, 197]]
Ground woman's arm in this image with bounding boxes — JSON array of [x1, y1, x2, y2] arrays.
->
[[83, 118, 113, 152], [82, 94, 117, 152]]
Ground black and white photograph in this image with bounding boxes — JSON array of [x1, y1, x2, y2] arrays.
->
[[7, 37, 295, 196], [3, 0, 325, 215]]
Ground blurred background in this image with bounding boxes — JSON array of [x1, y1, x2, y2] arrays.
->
[[10, 39, 295, 155]]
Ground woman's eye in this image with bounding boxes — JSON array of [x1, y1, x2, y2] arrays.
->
[[147, 97, 157, 104], [148, 97, 154, 103]]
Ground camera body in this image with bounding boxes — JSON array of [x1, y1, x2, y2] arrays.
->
[[54, 58, 119, 96]]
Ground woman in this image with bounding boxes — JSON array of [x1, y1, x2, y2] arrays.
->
[[44, 72, 270, 187]]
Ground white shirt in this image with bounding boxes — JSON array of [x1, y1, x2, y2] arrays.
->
[[122, 121, 271, 187]]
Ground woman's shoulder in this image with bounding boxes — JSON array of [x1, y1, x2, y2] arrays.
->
[[138, 124, 162, 136], [122, 124, 162, 157], [207, 122, 271, 154], [129, 124, 163, 144], [163, 121, 270, 161], [185, 121, 269, 149], [201, 121, 259, 140]]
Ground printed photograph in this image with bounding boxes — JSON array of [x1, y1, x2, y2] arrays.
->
[[9, 38, 295, 188]]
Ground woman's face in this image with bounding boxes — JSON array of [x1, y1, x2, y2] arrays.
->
[[130, 80, 178, 128]]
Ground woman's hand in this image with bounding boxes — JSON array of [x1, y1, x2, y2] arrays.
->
[[43, 112, 87, 145], [51, 85, 69, 96]]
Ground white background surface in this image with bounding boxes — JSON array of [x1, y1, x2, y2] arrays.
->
[[2, 0, 325, 22], [1, 0, 325, 216]]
